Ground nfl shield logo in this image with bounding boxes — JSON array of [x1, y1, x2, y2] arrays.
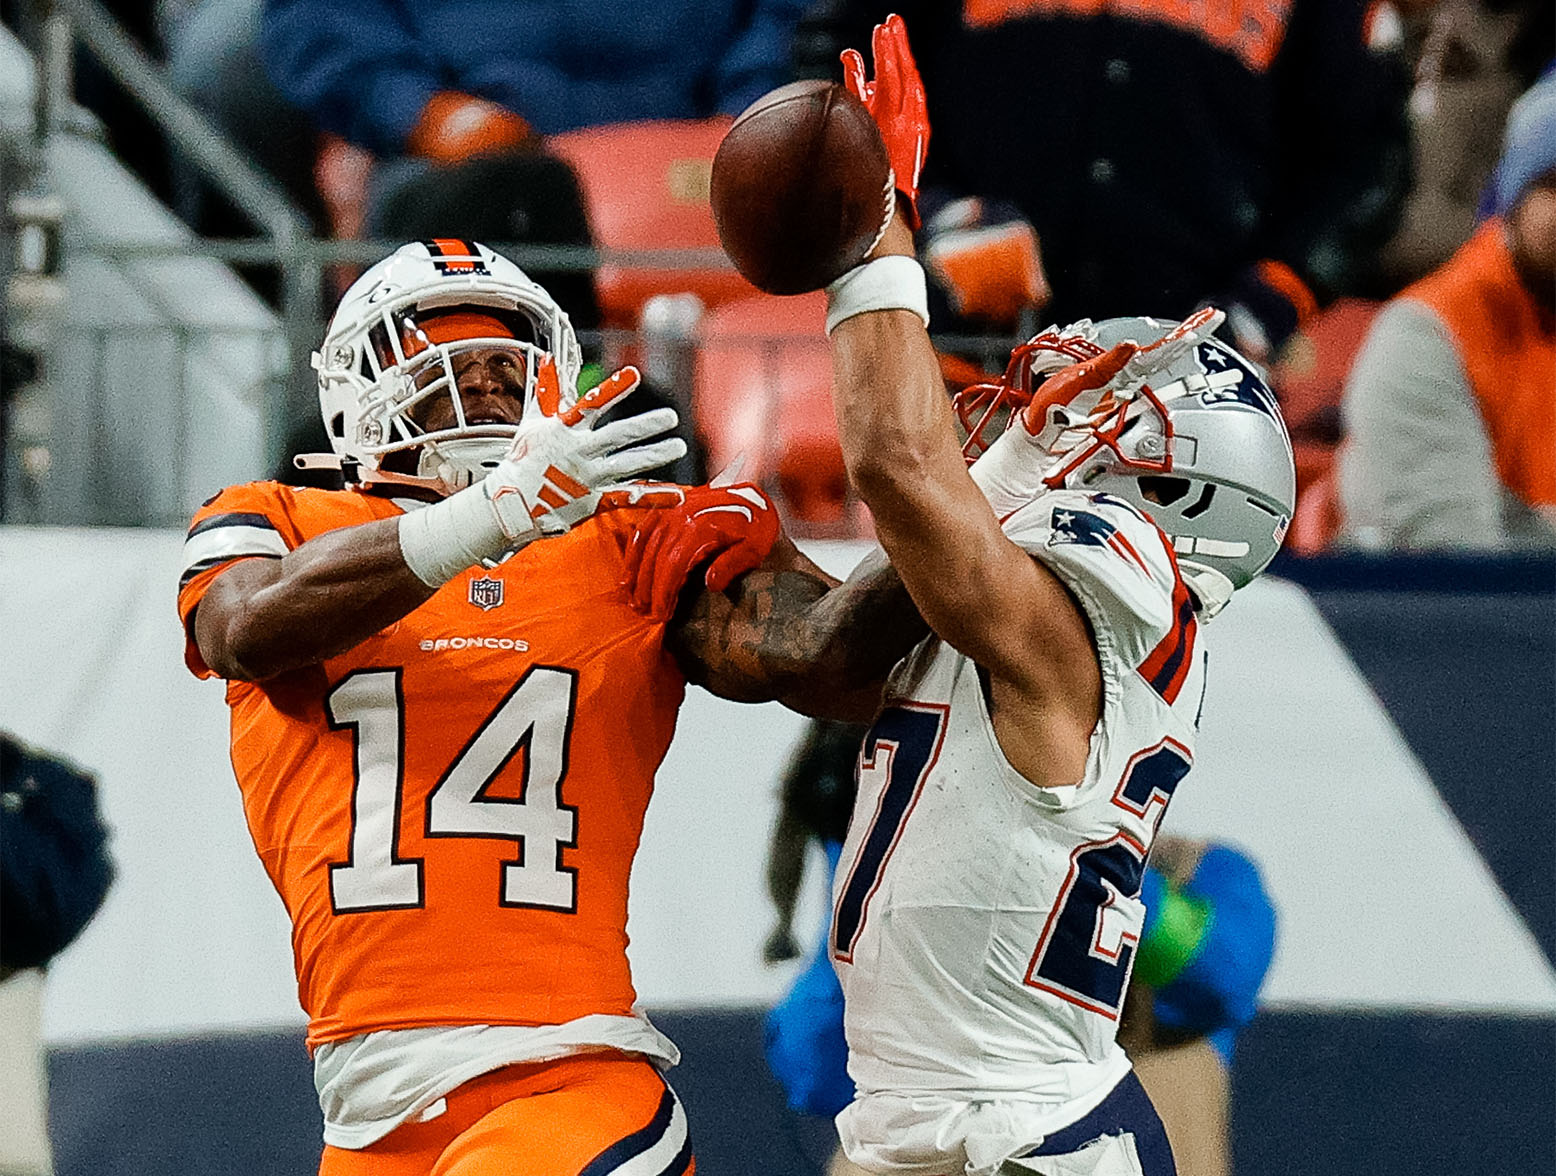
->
[[469, 577, 504, 611]]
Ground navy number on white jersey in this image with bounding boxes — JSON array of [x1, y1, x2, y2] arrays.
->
[[1025, 740, 1192, 1017], [831, 704, 949, 962]]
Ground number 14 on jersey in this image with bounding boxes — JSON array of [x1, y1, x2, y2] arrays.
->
[[326, 665, 581, 915]]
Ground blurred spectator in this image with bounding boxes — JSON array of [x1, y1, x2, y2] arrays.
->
[[262, 0, 808, 153], [258, 0, 809, 258], [1337, 73, 1556, 550], [762, 720, 1276, 1176], [0, 734, 115, 1176], [796, 0, 1412, 365], [1376, 0, 1554, 287]]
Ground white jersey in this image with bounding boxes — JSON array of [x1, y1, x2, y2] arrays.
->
[[834, 489, 1205, 1113]]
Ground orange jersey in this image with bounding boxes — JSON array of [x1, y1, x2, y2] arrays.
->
[[177, 482, 686, 1048]]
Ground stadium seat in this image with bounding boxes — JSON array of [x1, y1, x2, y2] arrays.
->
[[547, 119, 759, 327], [1271, 298, 1383, 552], [693, 292, 861, 533]]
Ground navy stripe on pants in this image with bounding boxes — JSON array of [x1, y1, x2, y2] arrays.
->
[[1015, 1071, 1176, 1175]]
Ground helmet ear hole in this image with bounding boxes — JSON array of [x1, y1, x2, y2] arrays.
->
[[329, 411, 346, 440], [1180, 483, 1217, 519], [1137, 475, 1190, 505]]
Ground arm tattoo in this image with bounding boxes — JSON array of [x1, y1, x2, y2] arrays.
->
[[670, 549, 928, 706]]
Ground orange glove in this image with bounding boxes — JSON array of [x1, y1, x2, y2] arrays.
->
[[620, 484, 781, 621], [840, 14, 930, 229], [407, 91, 533, 166], [1015, 343, 1138, 435]]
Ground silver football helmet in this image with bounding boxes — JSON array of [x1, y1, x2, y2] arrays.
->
[[309, 239, 584, 494], [957, 308, 1296, 615]]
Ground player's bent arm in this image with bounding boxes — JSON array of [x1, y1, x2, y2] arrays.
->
[[193, 518, 437, 681], [828, 216, 1101, 773], [668, 546, 927, 723]]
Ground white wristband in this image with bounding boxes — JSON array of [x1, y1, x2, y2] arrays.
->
[[397, 484, 534, 588], [824, 255, 930, 336]]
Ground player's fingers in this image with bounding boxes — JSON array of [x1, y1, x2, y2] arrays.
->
[[599, 485, 680, 512], [532, 354, 563, 418], [619, 515, 656, 599], [562, 365, 642, 427], [1019, 342, 1138, 432], [1082, 341, 1139, 386], [892, 18, 928, 110], [589, 407, 682, 455], [653, 533, 726, 620], [704, 539, 765, 594], [887, 13, 916, 72], [596, 437, 688, 483], [629, 483, 689, 509], [628, 512, 675, 614], [840, 48, 869, 104], [640, 511, 697, 618], [874, 20, 901, 111]]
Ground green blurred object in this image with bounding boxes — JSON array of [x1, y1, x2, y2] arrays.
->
[[1135, 883, 1213, 988]]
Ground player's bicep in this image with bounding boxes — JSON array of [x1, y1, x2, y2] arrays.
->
[[190, 557, 286, 679]]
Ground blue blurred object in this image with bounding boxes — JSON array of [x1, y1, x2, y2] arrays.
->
[[1490, 68, 1556, 216], [1, 734, 115, 971], [765, 842, 1276, 1112], [1142, 844, 1277, 1063], [764, 841, 853, 1117], [261, 0, 811, 153]]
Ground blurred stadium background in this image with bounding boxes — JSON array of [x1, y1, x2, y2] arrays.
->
[[1, 1, 1552, 1173]]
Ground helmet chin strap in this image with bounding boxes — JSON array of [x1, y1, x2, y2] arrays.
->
[[416, 437, 511, 495]]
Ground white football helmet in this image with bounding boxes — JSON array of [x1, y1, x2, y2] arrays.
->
[[310, 239, 584, 494], [958, 308, 1297, 615]]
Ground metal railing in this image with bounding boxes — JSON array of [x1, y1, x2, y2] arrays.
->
[[1, 0, 1027, 531]]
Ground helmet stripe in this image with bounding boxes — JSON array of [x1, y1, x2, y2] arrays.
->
[[422, 238, 487, 275]]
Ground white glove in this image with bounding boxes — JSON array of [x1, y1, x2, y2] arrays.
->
[[969, 308, 1226, 518], [399, 360, 687, 587]]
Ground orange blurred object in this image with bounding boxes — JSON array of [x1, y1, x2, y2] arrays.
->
[[926, 220, 1050, 324], [693, 292, 863, 533], [1270, 297, 1383, 552], [549, 119, 763, 327], [407, 91, 533, 166]]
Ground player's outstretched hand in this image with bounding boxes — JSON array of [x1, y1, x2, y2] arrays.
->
[[398, 360, 688, 588], [966, 309, 1230, 518], [482, 358, 688, 544], [620, 483, 780, 621], [967, 343, 1136, 518], [840, 14, 929, 229]]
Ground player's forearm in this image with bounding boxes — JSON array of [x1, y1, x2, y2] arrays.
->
[[781, 547, 926, 698], [671, 549, 925, 719], [197, 518, 437, 680], [831, 308, 961, 516], [828, 268, 1016, 659]]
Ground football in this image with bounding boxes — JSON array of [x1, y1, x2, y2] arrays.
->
[[710, 80, 894, 296]]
